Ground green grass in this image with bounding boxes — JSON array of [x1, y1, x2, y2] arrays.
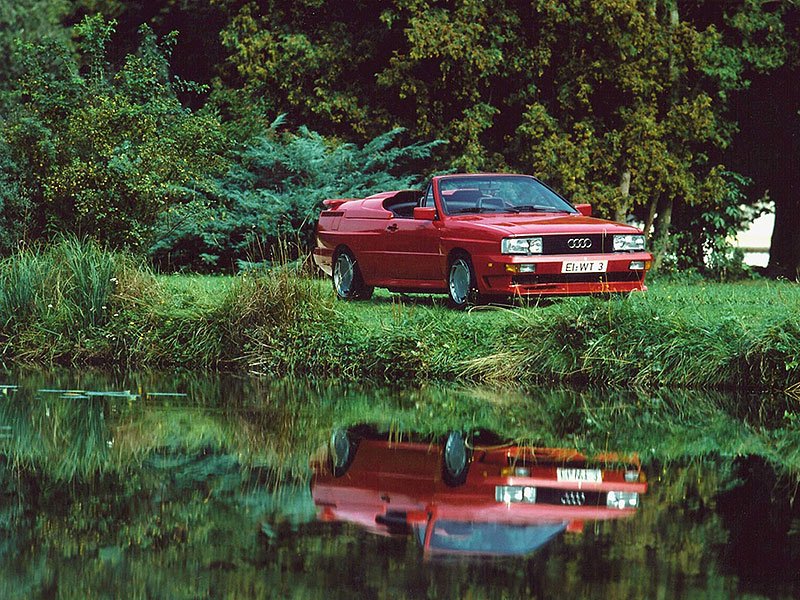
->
[[311, 276, 800, 390], [155, 274, 234, 313], [1, 243, 798, 390]]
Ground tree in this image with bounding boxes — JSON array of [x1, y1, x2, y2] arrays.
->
[[149, 121, 443, 271], [215, 0, 768, 272], [215, 1, 393, 140], [718, 1, 800, 279], [0, 15, 228, 250], [510, 0, 751, 272], [0, 0, 71, 103], [374, 0, 525, 170], [763, 70, 800, 279], [0, 0, 72, 252], [67, 0, 230, 109]]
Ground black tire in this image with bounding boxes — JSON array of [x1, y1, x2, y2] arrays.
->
[[332, 249, 374, 300], [329, 428, 358, 477], [442, 431, 471, 486], [447, 253, 478, 310]]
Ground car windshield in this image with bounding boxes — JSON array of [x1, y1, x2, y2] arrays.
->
[[415, 520, 567, 556], [438, 176, 577, 215]]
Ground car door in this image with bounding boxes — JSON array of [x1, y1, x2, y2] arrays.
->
[[376, 441, 439, 510], [378, 184, 443, 283]]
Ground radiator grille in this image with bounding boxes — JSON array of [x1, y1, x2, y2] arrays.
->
[[542, 234, 608, 255]]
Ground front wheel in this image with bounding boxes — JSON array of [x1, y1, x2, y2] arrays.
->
[[447, 254, 477, 309], [333, 249, 373, 300]]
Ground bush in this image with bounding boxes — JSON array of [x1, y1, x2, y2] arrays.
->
[[0, 15, 227, 250], [149, 122, 443, 272], [0, 237, 127, 332]]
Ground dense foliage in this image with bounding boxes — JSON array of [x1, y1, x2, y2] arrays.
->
[[150, 122, 442, 271], [1, 16, 227, 250], [0, 1, 797, 277]]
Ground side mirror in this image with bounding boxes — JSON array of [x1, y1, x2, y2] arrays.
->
[[575, 203, 592, 217], [414, 206, 437, 221]]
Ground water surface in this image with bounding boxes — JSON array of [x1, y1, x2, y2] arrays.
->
[[0, 371, 798, 598]]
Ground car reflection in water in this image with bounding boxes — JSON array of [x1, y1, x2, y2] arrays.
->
[[311, 427, 647, 558]]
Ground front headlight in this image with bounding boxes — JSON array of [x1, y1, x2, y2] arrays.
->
[[502, 237, 543, 255], [613, 234, 646, 252]]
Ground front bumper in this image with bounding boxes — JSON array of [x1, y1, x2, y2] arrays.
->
[[472, 252, 653, 296]]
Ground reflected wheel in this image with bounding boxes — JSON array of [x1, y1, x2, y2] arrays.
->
[[442, 431, 471, 486], [329, 428, 357, 477]]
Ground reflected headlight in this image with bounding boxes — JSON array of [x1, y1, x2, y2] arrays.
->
[[607, 491, 639, 509], [613, 234, 646, 252], [502, 237, 543, 255], [495, 485, 537, 503]]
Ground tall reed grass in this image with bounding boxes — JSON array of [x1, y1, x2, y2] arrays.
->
[[0, 248, 45, 325], [57, 237, 119, 327], [0, 238, 124, 331], [1, 240, 798, 390]]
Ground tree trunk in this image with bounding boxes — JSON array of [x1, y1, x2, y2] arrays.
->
[[647, 0, 679, 273], [614, 169, 631, 223], [643, 193, 659, 240], [767, 196, 800, 280], [650, 195, 674, 273], [761, 66, 800, 280]]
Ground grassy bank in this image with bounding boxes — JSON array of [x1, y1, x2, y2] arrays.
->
[[1, 240, 798, 390]]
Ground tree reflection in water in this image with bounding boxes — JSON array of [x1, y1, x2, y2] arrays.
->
[[0, 370, 797, 598]]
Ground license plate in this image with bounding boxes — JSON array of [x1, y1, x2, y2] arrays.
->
[[557, 468, 602, 483], [562, 260, 607, 273]]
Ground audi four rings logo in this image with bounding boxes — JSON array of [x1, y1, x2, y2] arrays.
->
[[567, 238, 592, 249]]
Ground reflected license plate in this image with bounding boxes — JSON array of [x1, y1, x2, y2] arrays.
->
[[562, 260, 607, 273], [557, 468, 602, 483]]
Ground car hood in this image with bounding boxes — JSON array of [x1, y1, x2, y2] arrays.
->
[[448, 213, 642, 237]]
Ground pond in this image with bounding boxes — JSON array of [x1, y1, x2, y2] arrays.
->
[[0, 370, 798, 599]]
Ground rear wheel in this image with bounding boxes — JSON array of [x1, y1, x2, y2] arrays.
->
[[333, 249, 373, 300], [442, 431, 471, 486], [447, 254, 477, 309], [329, 428, 357, 477]]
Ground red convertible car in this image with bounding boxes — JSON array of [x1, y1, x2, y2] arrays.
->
[[311, 428, 647, 558], [313, 173, 653, 308]]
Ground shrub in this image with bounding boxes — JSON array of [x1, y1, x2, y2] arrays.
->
[[1, 15, 227, 250], [149, 122, 443, 272]]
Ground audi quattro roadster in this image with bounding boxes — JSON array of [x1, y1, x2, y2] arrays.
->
[[313, 173, 653, 308], [311, 428, 647, 558]]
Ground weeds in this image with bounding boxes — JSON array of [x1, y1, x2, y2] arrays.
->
[[1, 241, 798, 389], [0, 249, 43, 326], [57, 237, 119, 327]]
